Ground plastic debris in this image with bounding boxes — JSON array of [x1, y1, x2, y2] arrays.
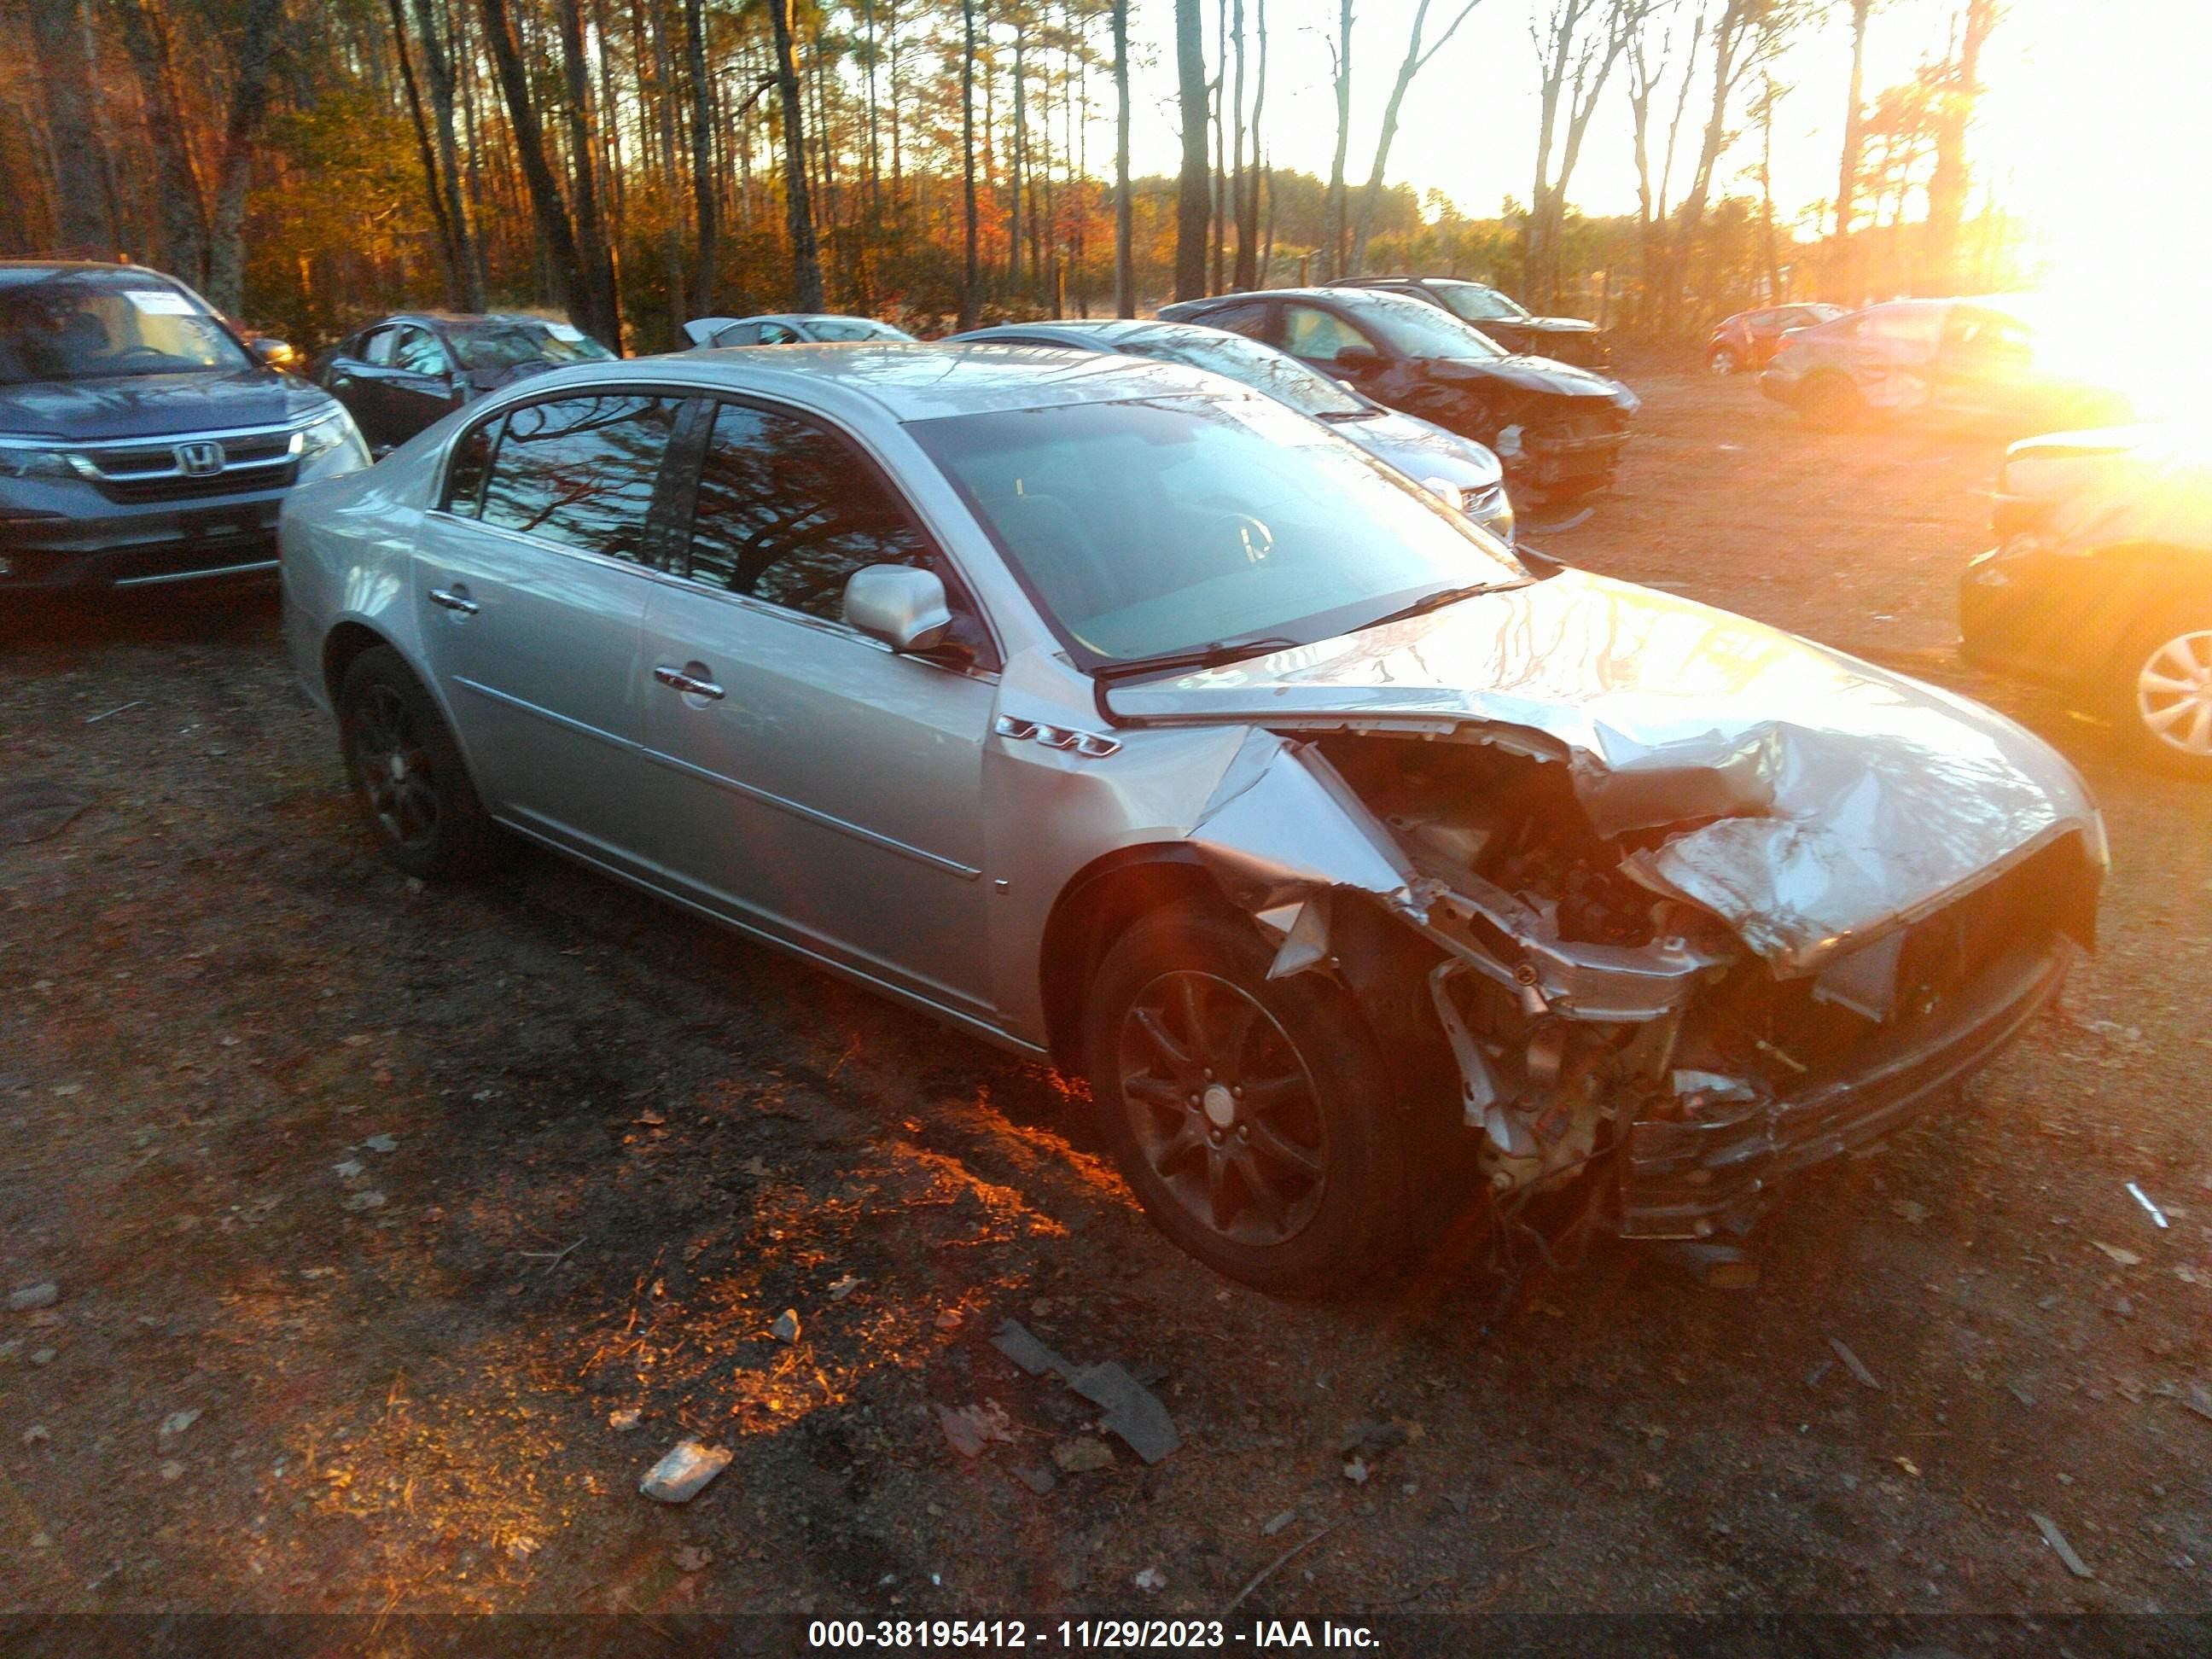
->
[[2030, 1511, 2095, 1580], [639, 1440, 732, 1503], [827, 1275, 861, 1300], [1069, 1362, 1180, 1464], [363, 1134, 399, 1154], [770, 1309, 801, 1344], [608, 1407, 641, 1433], [991, 1318, 1077, 1381], [1132, 1566, 1166, 1592], [1262, 1511, 1296, 1537], [1829, 1338, 1883, 1391]]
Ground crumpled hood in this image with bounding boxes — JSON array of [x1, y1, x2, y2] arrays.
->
[[1103, 568, 2103, 973], [0, 367, 324, 441], [1344, 409, 1503, 492], [1435, 353, 1633, 405]]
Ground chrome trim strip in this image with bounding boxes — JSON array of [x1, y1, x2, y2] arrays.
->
[[112, 558, 279, 589], [639, 744, 983, 881], [451, 675, 636, 753], [83, 451, 294, 483], [0, 414, 331, 452]]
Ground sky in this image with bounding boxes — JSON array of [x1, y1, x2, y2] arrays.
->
[[1107, 0, 2212, 285]]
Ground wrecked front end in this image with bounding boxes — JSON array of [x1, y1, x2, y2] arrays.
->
[[1122, 586, 2104, 1243]]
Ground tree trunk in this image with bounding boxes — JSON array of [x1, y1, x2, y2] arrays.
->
[[684, 0, 717, 314], [768, 0, 824, 310], [412, 0, 484, 309], [1009, 26, 1026, 287], [480, 0, 593, 330], [1245, 0, 1268, 286], [1320, 0, 1353, 282], [1170, 0, 1208, 300], [29, 0, 110, 258], [1227, 0, 1247, 288], [114, 0, 210, 285], [203, 0, 287, 316], [1353, 0, 1482, 277], [387, 0, 463, 305], [556, 0, 621, 349], [1922, 0, 1996, 294], [1828, 0, 1869, 304], [1112, 0, 1134, 314]]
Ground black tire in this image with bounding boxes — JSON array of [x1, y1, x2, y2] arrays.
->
[[1707, 346, 1738, 376], [1082, 905, 1413, 1296], [1798, 372, 1864, 431], [2110, 610, 2212, 781], [337, 645, 501, 877]]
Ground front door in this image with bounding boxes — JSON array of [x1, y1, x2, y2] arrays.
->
[[386, 325, 464, 445], [410, 389, 687, 866], [636, 398, 998, 1012], [1280, 301, 1391, 398]]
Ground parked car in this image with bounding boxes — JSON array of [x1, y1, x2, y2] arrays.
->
[[946, 319, 1515, 544], [1761, 298, 2132, 432], [1706, 302, 1845, 375], [316, 312, 614, 454], [1160, 285, 1638, 515], [1962, 424, 2212, 778], [683, 314, 917, 348], [283, 342, 2102, 1295], [0, 259, 366, 595], [1330, 276, 1611, 370]]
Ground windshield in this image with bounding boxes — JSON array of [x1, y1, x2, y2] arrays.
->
[[445, 321, 614, 372], [1114, 327, 1367, 419], [910, 394, 1523, 670], [0, 271, 248, 384], [807, 317, 913, 342], [1341, 294, 1507, 360], [1433, 283, 1529, 324]]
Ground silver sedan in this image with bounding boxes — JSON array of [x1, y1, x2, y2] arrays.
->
[[282, 343, 2104, 1295]]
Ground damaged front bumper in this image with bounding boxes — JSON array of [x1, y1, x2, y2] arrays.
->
[[1621, 940, 2072, 1238]]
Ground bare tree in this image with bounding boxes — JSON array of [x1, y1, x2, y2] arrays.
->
[[1920, 0, 1999, 292], [1350, 0, 1485, 276], [480, 0, 594, 333], [1525, 0, 1638, 311], [1626, 0, 1703, 328], [1319, 0, 1353, 281], [1173, 0, 1208, 299], [770, 0, 825, 311], [1233, 0, 1266, 287], [1113, 0, 1134, 313], [684, 0, 718, 315], [959, 0, 981, 325], [113, 0, 209, 283], [204, 0, 288, 316], [28, 0, 111, 257], [1828, 0, 1871, 303]]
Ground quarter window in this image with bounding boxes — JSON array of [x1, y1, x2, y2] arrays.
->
[[684, 403, 932, 622], [478, 393, 682, 562]]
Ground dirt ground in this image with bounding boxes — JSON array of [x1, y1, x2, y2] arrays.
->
[[5, 370, 2211, 1633]]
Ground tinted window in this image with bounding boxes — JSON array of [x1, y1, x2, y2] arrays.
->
[[1342, 292, 1508, 358], [684, 403, 932, 621], [707, 323, 761, 346], [445, 320, 612, 370], [1283, 304, 1375, 361], [1197, 300, 1272, 339], [1114, 326, 1365, 419], [756, 322, 802, 345], [479, 393, 681, 562], [806, 317, 913, 342], [393, 328, 449, 375], [445, 420, 495, 515], [1432, 283, 1525, 324]]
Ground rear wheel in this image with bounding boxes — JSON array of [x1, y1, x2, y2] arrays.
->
[[2114, 613, 2212, 780], [1798, 372, 1864, 431], [1707, 345, 1739, 375], [1083, 905, 1413, 1296], [338, 645, 500, 877]]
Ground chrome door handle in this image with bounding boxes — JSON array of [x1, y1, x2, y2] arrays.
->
[[428, 587, 479, 614], [654, 665, 725, 700]]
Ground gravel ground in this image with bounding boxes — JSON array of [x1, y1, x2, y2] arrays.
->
[[3, 371, 2209, 1625]]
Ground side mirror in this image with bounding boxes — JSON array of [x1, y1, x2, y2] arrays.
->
[[1335, 344, 1384, 371], [248, 336, 300, 372], [843, 565, 952, 653]]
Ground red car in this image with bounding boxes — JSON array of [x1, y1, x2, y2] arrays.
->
[[1708, 303, 1844, 375]]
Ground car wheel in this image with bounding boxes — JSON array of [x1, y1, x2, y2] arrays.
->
[[2115, 614, 2212, 779], [1083, 905, 1413, 1296], [338, 645, 500, 876], [1707, 346, 1738, 375], [1798, 372, 1863, 431]]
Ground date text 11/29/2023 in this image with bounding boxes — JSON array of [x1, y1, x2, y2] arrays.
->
[[806, 1620, 1382, 1650]]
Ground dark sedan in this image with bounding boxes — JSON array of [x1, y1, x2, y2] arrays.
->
[[1962, 424, 2211, 778], [1329, 276, 1610, 369], [0, 259, 365, 595], [316, 312, 614, 454], [1707, 302, 1844, 375], [1161, 286, 1638, 513]]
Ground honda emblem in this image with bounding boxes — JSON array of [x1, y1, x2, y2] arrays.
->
[[175, 440, 225, 476]]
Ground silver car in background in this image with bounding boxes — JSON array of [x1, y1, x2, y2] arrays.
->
[[946, 319, 1516, 545], [282, 343, 2103, 1295]]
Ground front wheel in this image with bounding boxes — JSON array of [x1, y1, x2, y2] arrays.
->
[[2115, 614, 2212, 779], [1707, 346, 1738, 375], [338, 645, 501, 876], [1082, 905, 1415, 1296]]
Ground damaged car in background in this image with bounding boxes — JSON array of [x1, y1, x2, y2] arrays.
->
[[281, 344, 2103, 1296]]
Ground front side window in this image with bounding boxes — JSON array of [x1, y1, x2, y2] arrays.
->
[[755, 322, 803, 345], [1283, 305, 1375, 363], [1196, 300, 1272, 341], [684, 402, 933, 621], [1115, 326, 1365, 420], [361, 328, 397, 366], [0, 271, 249, 385], [1343, 293, 1508, 359], [393, 328, 450, 375], [477, 393, 681, 562], [1433, 283, 1526, 324], [805, 317, 912, 342], [445, 321, 613, 372], [911, 393, 1525, 670]]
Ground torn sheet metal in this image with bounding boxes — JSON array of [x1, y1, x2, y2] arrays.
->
[[1103, 568, 2103, 975], [1184, 728, 1422, 915]]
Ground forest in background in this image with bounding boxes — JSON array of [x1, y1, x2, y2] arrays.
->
[[1, 0, 2026, 352]]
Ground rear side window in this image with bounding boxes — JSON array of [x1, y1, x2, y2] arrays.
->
[[362, 329, 396, 366], [478, 393, 683, 563], [1201, 300, 1272, 341], [683, 402, 932, 621]]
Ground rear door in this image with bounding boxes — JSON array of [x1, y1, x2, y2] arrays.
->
[[410, 388, 688, 868], [386, 325, 464, 444], [636, 397, 999, 1012]]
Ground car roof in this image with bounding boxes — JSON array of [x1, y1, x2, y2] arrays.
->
[[952, 319, 1249, 351], [368, 311, 568, 330], [0, 261, 191, 288], [504, 341, 1241, 423]]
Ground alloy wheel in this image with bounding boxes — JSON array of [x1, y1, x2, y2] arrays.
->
[[1116, 970, 1328, 1248], [2136, 628, 2212, 759], [350, 682, 441, 849], [1708, 348, 1737, 375]]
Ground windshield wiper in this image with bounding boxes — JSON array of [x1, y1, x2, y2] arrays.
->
[[1091, 634, 1306, 681], [1357, 583, 1506, 632]]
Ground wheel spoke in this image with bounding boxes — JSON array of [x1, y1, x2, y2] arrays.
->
[[1237, 1070, 1307, 1115], [1131, 1006, 1194, 1074], [1231, 1147, 1290, 1231], [2145, 699, 2197, 732], [1126, 1074, 1183, 1109], [2139, 672, 2195, 697], [1247, 1118, 1324, 1182], [2186, 701, 2212, 756], [1205, 1148, 1234, 1231]]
